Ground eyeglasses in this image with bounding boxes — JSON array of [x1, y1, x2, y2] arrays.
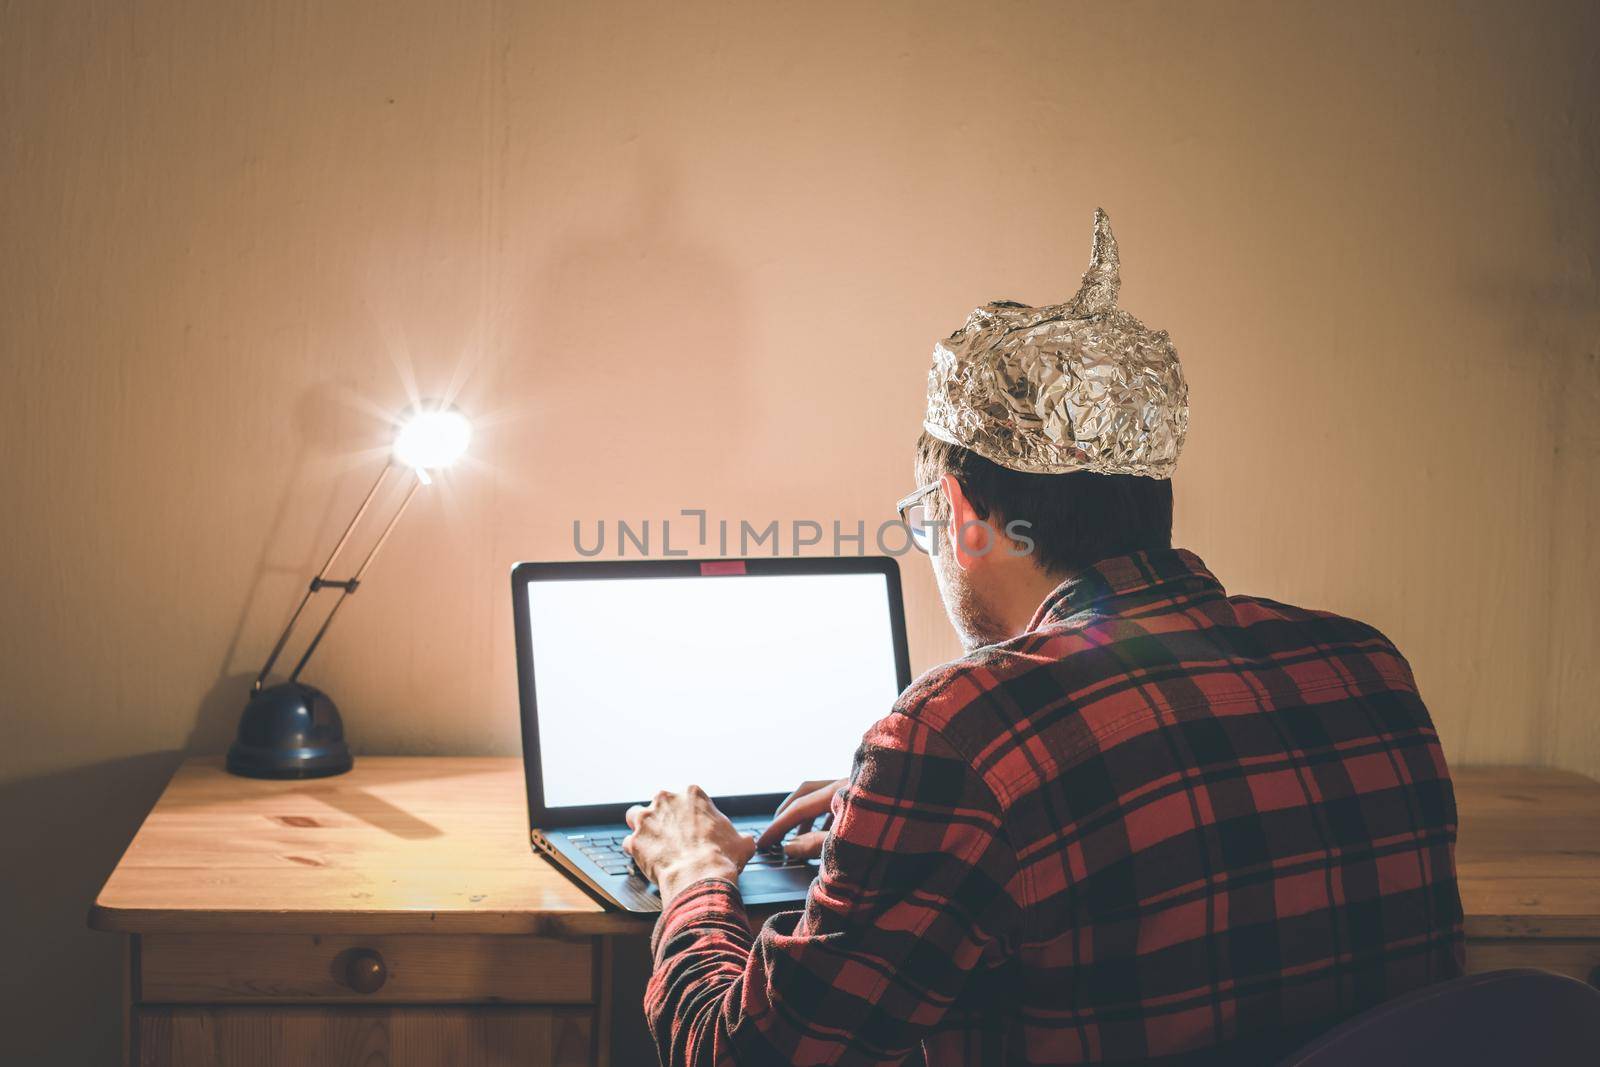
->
[[895, 481, 942, 554]]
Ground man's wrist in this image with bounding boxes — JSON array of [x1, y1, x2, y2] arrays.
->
[[655, 852, 740, 907]]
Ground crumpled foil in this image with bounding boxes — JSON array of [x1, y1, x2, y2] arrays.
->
[[923, 208, 1188, 478]]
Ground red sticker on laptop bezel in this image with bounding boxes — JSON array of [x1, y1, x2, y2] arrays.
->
[[700, 560, 747, 576]]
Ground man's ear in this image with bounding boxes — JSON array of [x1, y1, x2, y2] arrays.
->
[[938, 473, 996, 571]]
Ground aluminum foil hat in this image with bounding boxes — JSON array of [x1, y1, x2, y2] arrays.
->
[[923, 208, 1188, 477]]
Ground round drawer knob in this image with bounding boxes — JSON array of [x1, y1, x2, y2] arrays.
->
[[344, 949, 387, 994]]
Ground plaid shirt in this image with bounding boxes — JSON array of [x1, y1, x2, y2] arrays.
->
[[646, 548, 1464, 1065]]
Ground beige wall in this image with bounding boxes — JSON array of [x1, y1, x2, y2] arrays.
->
[[2, 1, 1597, 1061]]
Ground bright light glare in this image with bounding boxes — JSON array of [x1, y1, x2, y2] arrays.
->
[[393, 406, 472, 471]]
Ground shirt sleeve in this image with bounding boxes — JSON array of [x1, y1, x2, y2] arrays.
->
[[644, 711, 1018, 1066]]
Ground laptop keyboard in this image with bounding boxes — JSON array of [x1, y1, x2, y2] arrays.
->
[[568, 817, 818, 878]]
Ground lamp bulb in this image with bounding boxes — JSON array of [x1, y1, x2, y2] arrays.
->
[[393, 406, 472, 471]]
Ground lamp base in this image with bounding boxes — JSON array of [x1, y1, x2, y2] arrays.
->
[[226, 681, 354, 779]]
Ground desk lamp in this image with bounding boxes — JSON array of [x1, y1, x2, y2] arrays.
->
[[225, 404, 472, 779]]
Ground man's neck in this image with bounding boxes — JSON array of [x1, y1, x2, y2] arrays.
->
[[988, 559, 1071, 641]]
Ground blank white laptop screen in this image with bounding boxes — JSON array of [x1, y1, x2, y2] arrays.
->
[[526, 573, 903, 809]]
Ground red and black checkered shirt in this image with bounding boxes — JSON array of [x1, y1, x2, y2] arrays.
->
[[646, 548, 1464, 1065]]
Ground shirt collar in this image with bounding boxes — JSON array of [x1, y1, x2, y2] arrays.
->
[[1027, 548, 1223, 631]]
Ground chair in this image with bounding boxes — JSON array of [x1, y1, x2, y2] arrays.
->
[[1278, 968, 1600, 1066]]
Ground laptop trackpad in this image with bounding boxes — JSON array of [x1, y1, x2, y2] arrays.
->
[[737, 865, 816, 903]]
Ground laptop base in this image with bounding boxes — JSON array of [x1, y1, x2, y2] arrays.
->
[[532, 822, 820, 914]]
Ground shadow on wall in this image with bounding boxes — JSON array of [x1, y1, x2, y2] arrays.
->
[[186, 382, 403, 756], [521, 153, 757, 488], [0, 751, 184, 1066]]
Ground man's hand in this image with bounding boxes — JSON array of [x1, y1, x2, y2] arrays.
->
[[755, 777, 849, 861], [622, 785, 756, 906]]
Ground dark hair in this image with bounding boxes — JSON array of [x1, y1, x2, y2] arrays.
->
[[915, 431, 1173, 575]]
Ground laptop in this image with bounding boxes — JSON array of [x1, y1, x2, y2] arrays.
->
[[511, 555, 912, 913]]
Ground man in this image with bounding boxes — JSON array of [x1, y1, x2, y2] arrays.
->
[[623, 210, 1464, 1065]]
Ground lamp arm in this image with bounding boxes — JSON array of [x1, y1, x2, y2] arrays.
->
[[286, 470, 423, 683], [252, 463, 425, 690]]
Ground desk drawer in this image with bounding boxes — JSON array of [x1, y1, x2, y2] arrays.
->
[[140, 934, 594, 1004]]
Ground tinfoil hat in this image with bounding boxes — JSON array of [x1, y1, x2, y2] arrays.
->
[[923, 208, 1188, 478]]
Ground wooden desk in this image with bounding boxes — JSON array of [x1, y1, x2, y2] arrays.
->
[[92, 759, 1600, 1066], [1452, 766, 1600, 981], [91, 758, 635, 1067]]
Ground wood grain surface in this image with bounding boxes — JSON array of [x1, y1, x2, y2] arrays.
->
[[94, 758, 1600, 940], [91, 758, 639, 937]]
